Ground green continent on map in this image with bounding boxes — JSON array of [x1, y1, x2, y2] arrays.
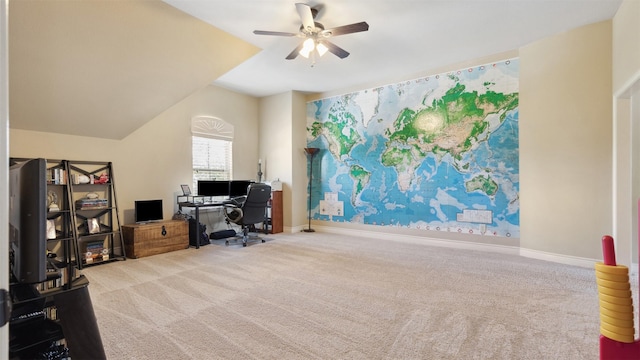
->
[[382, 83, 518, 190], [310, 110, 361, 160], [349, 165, 371, 201], [465, 175, 498, 196]]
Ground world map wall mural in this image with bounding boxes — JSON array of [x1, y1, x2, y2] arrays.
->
[[306, 58, 519, 238]]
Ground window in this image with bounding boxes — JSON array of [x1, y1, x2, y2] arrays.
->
[[192, 137, 232, 192], [191, 116, 234, 193]]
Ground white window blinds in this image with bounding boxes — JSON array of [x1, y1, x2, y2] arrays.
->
[[192, 136, 232, 192]]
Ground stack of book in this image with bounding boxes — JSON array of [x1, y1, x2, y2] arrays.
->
[[75, 198, 108, 209], [47, 168, 67, 185], [85, 241, 108, 263]]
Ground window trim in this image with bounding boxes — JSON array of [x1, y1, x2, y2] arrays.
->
[[191, 116, 234, 141]]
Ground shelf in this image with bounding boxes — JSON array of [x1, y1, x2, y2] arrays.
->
[[77, 230, 117, 238], [9, 318, 64, 355], [70, 182, 112, 187], [81, 255, 125, 267], [47, 235, 74, 242], [47, 210, 71, 218], [74, 207, 115, 213]]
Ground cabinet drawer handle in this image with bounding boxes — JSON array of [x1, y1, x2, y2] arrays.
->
[[161, 226, 167, 236]]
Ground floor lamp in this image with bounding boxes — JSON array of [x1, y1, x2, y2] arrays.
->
[[303, 147, 319, 233]]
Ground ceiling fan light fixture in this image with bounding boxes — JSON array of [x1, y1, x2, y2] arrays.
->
[[253, 3, 369, 62], [300, 38, 315, 58], [316, 42, 328, 56]]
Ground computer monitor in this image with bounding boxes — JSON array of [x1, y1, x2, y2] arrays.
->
[[134, 199, 163, 223], [229, 180, 253, 198], [197, 180, 230, 197]]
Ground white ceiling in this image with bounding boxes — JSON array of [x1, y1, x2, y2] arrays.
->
[[163, 0, 623, 98]]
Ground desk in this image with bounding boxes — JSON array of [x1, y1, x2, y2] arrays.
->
[[177, 193, 278, 247], [177, 195, 229, 249]]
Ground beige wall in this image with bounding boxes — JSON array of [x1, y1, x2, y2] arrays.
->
[[10, 85, 259, 226], [613, 0, 640, 94], [614, 97, 633, 264], [258, 92, 293, 228], [260, 91, 320, 232], [632, 91, 640, 264], [257, 91, 308, 231], [612, 0, 640, 265], [519, 20, 612, 261], [292, 91, 309, 231]]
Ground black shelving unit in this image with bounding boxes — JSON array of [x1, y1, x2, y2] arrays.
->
[[66, 160, 126, 269], [45, 160, 78, 286]]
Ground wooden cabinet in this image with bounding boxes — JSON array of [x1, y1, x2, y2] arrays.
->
[[122, 220, 189, 258], [270, 190, 283, 234]]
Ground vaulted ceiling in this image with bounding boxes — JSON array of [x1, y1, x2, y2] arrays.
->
[[8, 0, 622, 139], [8, 0, 259, 139]]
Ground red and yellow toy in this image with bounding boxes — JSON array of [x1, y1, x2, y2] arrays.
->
[[597, 235, 640, 359]]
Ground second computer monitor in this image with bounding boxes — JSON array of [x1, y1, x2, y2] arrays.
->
[[197, 180, 230, 197], [229, 180, 253, 198]]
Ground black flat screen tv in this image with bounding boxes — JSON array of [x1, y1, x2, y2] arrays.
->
[[229, 180, 253, 198], [134, 199, 163, 223], [9, 158, 47, 284], [197, 180, 230, 197]]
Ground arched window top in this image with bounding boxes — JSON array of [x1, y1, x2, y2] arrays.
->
[[191, 116, 234, 140]]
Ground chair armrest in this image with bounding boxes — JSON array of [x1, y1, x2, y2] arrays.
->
[[228, 196, 246, 206]]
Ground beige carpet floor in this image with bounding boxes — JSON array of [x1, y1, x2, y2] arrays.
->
[[82, 232, 623, 359]]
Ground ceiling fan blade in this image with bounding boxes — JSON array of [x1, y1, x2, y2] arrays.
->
[[253, 30, 297, 37], [321, 40, 350, 59], [285, 43, 304, 60], [323, 22, 369, 37], [296, 3, 315, 32]]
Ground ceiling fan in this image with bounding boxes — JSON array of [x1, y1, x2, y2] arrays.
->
[[253, 3, 369, 62]]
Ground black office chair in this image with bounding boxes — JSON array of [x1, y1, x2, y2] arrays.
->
[[223, 183, 271, 246]]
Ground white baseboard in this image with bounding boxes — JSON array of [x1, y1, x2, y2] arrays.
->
[[519, 248, 599, 269], [297, 224, 616, 269], [286, 225, 304, 233], [311, 224, 519, 256]]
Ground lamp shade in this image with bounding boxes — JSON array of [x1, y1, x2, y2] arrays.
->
[[316, 42, 328, 56], [304, 147, 319, 156], [300, 39, 314, 58]]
